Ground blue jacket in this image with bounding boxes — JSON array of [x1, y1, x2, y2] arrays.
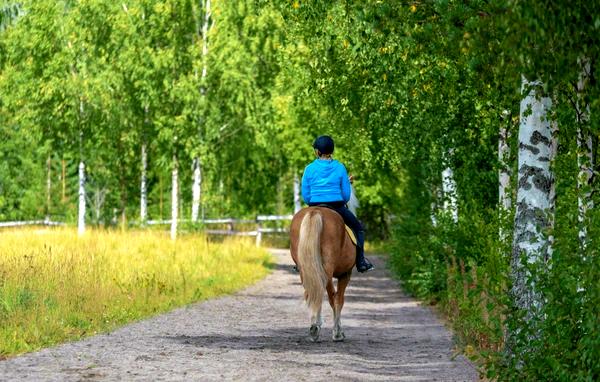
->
[[301, 159, 351, 204]]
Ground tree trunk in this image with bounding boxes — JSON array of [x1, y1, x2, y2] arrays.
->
[[293, 172, 301, 213], [499, 114, 512, 212], [511, 77, 555, 323], [78, 161, 86, 235], [191, 157, 202, 222], [46, 156, 52, 219], [170, 153, 179, 240], [499, 111, 512, 242], [159, 175, 164, 220], [200, 0, 212, 94], [576, 58, 593, 250], [442, 153, 458, 223], [190, 0, 212, 222], [61, 158, 66, 202], [140, 142, 148, 224]]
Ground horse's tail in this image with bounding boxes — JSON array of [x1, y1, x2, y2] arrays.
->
[[298, 210, 327, 313]]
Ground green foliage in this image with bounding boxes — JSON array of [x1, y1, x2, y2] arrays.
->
[[277, 0, 600, 380], [1, 0, 599, 378]]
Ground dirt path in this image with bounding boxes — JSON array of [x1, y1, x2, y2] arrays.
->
[[0, 250, 478, 381]]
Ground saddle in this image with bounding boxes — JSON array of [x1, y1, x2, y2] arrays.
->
[[345, 225, 357, 246]]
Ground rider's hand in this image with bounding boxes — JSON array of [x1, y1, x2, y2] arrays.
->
[[348, 174, 354, 184]]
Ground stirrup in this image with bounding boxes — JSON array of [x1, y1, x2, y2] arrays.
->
[[357, 260, 374, 273]]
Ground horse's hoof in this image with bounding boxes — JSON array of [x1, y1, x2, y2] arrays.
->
[[333, 332, 345, 342], [309, 325, 320, 342]]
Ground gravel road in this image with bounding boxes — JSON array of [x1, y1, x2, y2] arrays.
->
[[0, 249, 479, 381]]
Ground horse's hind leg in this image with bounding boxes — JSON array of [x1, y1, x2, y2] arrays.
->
[[332, 273, 351, 342], [309, 304, 323, 342]]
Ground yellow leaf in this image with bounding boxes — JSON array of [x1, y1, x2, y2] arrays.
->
[[410, 4, 417, 13], [292, 1, 300, 9]]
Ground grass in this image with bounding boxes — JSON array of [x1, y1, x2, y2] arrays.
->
[[0, 228, 272, 358]]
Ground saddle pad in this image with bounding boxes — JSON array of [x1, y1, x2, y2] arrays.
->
[[345, 225, 357, 246]]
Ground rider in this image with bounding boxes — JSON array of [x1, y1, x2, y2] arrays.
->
[[301, 135, 374, 273]]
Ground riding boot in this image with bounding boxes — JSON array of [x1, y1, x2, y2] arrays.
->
[[355, 230, 374, 273]]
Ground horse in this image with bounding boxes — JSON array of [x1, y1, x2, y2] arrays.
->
[[289, 206, 356, 342]]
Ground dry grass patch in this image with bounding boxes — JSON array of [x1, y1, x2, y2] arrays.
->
[[0, 228, 272, 357]]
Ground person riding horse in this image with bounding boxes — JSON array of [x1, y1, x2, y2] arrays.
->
[[301, 135, 374, 273]]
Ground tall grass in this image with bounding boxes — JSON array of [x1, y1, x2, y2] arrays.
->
[[0, 228, 272, 358]]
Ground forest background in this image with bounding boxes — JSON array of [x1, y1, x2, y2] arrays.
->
[[1, 0, 599, 380]]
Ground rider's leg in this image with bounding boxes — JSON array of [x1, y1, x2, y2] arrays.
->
[[335, 207, 374, 273]]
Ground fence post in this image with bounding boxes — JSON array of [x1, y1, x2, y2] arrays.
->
[[256, 219, 262, 247]]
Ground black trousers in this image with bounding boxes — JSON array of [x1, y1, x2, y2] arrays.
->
[[308, 201, 364, 238]]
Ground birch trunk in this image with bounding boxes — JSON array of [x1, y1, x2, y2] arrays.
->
[[78, 161, 86, 235], [77, 99, 85, 235], [293, 172, 301, 213], [576, 59, 593, 249], [159, 176, 164, 220], [170, 153, 179, 240], [191, 158, 202, 222], [140, 142, 148, 224], [46, 156, 52, 218], [61, 158, 66, 202], [499, 113, 512, 212], [499, 111, 512, 242], [200, 0, 211, 92], [191, 0, 211, 221], [442, 164, 458, 223], [511, 77, 555, 321]]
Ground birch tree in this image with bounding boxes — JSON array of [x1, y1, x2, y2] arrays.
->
[[575, 59, 593, 250], [170, 152, 178, 240], [140, 135, 148, 224], [442, 151, 458, 223], [191, 0, 211, 223], [510, 78, 555, 325]]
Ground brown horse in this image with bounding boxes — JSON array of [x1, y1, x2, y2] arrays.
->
[[289, 207, 356, 342]]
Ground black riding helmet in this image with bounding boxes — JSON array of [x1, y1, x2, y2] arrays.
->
[[312, 135, 334, 155]]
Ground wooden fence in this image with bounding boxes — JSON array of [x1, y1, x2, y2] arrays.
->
[[148, 215, 294, 246], [0, 215, 294, 247]]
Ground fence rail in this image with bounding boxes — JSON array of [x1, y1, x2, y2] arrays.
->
[[0, 219, 65, 228], [1, 215, 294, 246]]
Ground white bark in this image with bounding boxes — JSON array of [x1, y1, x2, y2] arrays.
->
[[200, 0, 211, 91], [93, 188, 106, 224], [170, 153, 179, 240], [46, 156, 52, 218], [293, 172, 301, 213], [499, 115, 512, 212], [191, 157, 202, 222], [430, 202, 438, 227], [140, 142, 148, 224], [78, 161, 86, 235], [61, 158, 66, 202], [576, 58, 593, 249], [498, 111, 512, 242], [190, 0, 212, 221], [511, 77, 555, 317], [442, 164, 458, 223]]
